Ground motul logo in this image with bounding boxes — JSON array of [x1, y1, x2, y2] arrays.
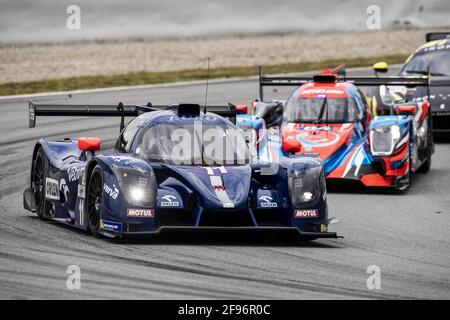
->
[[294, 209, 319, 218], [127, 209, 154, 218]]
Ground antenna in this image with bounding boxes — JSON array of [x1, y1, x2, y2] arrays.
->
[[204, 57, 211, 114]]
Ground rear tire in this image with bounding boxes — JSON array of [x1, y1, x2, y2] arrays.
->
[[87, 166, 103, 238], [32, 149, 46, 219]]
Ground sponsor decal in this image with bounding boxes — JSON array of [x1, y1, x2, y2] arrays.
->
[[259, 195, 278, 208], [29, 105, 35, 121], [296, 131, 340, 148], [45, 178, 60, 200], [100, 220, 122, 232], [78, 199, 84, 226], [127, 208, 154, 217], [103, 183, 119, 200], [77, 184, 85, 199], [68, 167, 84, 183], [294, 209, 319, 218], [301, 88, 345, 95], [60, 178, 69, 202], [160, 195, 179, 207]]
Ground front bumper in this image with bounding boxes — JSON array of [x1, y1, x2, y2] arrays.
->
[[114, 226, 338, 239]]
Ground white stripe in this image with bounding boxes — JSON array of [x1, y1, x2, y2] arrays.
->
[[217, 166, 227, 174], [343, 144, 360, 177], [203, 167, 214, 175], [209, 176, 234, 208], [353, 146, 365, 176]]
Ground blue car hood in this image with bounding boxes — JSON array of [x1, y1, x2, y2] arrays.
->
[[164, 165, 252, 210]]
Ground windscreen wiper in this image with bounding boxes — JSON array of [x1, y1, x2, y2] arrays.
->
[[314, 96, 328, 124]]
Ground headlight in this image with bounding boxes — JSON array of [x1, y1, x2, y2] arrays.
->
[[111, 166, 156, 207], [288, 166, 322, 207], [370, 125, 401, 156]]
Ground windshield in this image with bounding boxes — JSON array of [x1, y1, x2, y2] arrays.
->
[[284, 96, 360, 123], [135, 123, 256, 165], [400, 50, 450, 76]]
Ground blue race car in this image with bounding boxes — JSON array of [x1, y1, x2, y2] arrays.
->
[[23, 102, 337, 240]]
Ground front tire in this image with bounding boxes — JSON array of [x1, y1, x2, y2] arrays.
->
[[87, 166, 103, 237], [417, 157, 431, 173], [395, 169, 411, 192], [32, 149, 46, 219]]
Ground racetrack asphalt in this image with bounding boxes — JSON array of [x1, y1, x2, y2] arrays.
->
[[0, 66, 449, 299]]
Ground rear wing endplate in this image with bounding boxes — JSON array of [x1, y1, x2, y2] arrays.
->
[[426, 32, 450, 42]]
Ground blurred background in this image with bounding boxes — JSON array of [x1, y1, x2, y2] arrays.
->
[[0, 0, 449, 93], [1, 0, 449, 43]]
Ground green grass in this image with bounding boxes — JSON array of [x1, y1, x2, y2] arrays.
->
[[0, 54, 408, 96]]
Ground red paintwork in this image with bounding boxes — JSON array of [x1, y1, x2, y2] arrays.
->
[[298, 82, 350, 99], [282, 138, 302, 154], [236, 104, 248, 114], [418, 100, 430, 124], [360, 173, 393, 187], [78, 137, 101, 151], [282, 123, 354, 161], [397, 105, 417, 116]]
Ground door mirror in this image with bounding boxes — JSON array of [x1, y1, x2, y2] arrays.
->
[[236, 104, 248, 114], [373, 62, 389, 74], [396, 104, 417, 116], [78, 137, 101, 151]]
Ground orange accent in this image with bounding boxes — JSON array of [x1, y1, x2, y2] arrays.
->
[[360, 174, 393, 187], [78, 137, 101, 151]]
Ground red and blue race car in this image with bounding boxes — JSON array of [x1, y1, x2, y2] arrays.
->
[[238, 66, 434, 191]]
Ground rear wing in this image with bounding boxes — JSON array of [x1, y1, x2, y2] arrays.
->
[[28, 101, 238, 130], [259, 66, 310, 101], [258, 65, 431, 101], [426, 32, 450, 42]]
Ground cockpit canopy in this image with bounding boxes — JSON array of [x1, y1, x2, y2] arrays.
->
[[133, 123, 257, 166], [284, 92, 360, 124]]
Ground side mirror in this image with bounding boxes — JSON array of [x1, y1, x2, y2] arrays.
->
[[236, 104, 248, 114], [373, 62, 389, 74], [282, 139, 301, 154], [78, 137, 101, 151], [396, 105, 417, 116]]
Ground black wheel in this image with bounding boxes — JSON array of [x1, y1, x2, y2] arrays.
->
[[87, 166, 103, 237], [417, 157, 431, 173], [32, 149, 46, 219], [395, 169, 411, 192]]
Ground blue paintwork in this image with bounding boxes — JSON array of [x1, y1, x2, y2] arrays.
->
[[30, 109, 331, 237]]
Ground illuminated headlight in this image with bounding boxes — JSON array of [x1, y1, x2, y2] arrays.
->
[[288, 167, 322, 207], [370, 125, 401, 156], [112, 166, 156, 207]]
